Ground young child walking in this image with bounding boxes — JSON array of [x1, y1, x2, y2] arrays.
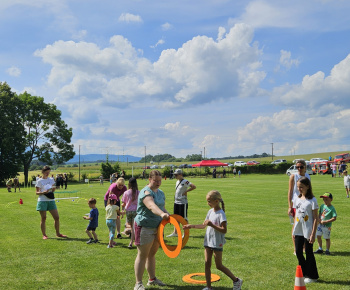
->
[[292, 176, 319, 284], [314, 192, 337, 255], [343, 170, 350, 198], [121, 177, 139, 249], [105, 194, 121, 248], [83, 198, 99, 244], [183, 190, 243, 290]]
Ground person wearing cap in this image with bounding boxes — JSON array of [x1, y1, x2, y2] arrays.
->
[[167, 168, 196, 238], [105, 194, 121, 248], [314, 192, 337, 255], [288, 159, 311, 254]]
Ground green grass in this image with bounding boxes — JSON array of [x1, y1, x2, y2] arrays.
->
[[1, 175, 350, 289]]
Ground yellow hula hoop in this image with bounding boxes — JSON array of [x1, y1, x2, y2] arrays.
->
[[182, 273, 221, 284], [157, 216, 182, 258]]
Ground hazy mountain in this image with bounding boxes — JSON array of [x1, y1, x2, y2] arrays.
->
[[67, 154, 141, 163]]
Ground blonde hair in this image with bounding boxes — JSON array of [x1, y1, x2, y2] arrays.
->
[[116, 177, 125, 186], [207, 190, 225, 212]]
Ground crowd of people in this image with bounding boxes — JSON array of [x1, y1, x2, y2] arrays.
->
[[32, 158, 345, 289]]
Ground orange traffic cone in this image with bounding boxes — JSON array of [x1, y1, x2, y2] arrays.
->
[[294, 265, 306, 289]]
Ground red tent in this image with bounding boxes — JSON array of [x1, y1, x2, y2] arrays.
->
[[191, 160, 228, 167]]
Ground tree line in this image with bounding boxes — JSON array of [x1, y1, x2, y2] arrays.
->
[[0, 82, 75, 185]]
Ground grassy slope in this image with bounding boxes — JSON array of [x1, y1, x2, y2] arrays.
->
[[1, 174, 349, 289]]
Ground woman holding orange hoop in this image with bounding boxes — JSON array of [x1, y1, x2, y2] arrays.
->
[[133, 170, 170, 290]]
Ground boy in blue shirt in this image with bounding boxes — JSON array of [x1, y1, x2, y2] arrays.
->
[[83, 198, 99, 244], [314, 192, 337, 255]]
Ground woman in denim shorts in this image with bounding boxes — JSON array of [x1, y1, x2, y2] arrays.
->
[[36, 165, 67, 240]]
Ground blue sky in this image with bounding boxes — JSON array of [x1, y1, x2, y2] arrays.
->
[[1, 0, 350, 158]]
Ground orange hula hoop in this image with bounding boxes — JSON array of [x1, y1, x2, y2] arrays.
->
[[158, 216, 182, 258], [166, 214, 189, 250], [182, 273, 221, 284]]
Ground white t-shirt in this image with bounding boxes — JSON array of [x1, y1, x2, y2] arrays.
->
[[293, 197, 318, 239], [292, 173, 311, 208], [204, 208, 227, 249], [174, 179, 192, 204], [36, 177, 56, 201], [344, 175, 350, 187]]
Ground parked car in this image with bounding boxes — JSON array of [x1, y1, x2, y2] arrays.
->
[[271, 159, 286, 164], [178, 164, 188, 168], [142, 166, 150, 169], [234, 161, 247, 166], [247, 160, 260, 165], [187, 164, 192, 168], [286, 165, 314, 176], [334, 153, 350, 163], [150, 165, 159, 169]]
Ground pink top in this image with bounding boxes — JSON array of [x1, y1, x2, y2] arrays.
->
[[121, 189, 139, 211], [104, 183, 127, 201]]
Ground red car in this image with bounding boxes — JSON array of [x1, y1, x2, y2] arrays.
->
[[247, 160, 260, 165]]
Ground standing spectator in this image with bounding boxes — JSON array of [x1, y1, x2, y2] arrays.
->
[[134, 170, 169, 290], [212, 168, 217, 178], [339, 161, 347, 177], [99, 174, 104, 185], [331, 162, 337, 178], [238, 170, 241, 178], [287, 159, 311, 254], [314, 192, 337, 255], [13, 177, 20, 192], [223, 168, 226, 178], [104, 177, 127, 238], [329, 155, 332, 161], [170, 168, 174, 179], [56, 174, 62, 188], [167, 169, 196, 237], [343, 170, 350, 198], [35, 165, 67, 240], [60, 174, 64, 189], [64, 173, 68, 189], [121, 177, 140, 248], [233, 167, 237, 178], [293, 176, 319, 284]]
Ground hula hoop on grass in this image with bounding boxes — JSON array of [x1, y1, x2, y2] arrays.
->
[[182, 273, 220, 284], [157, 216, 182, 258], [165, 214, 189, 250]]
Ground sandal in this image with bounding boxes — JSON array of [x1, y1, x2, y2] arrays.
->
[[56, 234, 68, 238]]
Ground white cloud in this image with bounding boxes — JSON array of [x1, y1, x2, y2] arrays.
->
[[150, 39, 165, 49], [6, 66, 21, 77], [118, 13, 142, 23], [161, 22, 173, 31], [277, 50, 300, 71]]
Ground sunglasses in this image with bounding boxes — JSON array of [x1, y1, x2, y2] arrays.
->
[[296, 166, 305, 169]]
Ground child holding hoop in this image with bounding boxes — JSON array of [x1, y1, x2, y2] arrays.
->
[[183, 190, 243, 290]]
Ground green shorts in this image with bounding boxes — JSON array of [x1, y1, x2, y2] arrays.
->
[[36, 201, 57, 211]]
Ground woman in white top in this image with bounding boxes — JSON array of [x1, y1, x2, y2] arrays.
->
[[36, 165, 67, 240]]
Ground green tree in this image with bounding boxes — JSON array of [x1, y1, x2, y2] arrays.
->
[[19, 92, 75, 184], [100, 154, 121, 178], [0, 82, 25, 183]]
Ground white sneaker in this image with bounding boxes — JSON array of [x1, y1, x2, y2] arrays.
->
[[202, 287, 213, 290], [147, 277, 166, 286], [134, 282, 145, 290], [166, 232, 178, 237], [304, 278, 318, 284], [233, 278, 243, 290]]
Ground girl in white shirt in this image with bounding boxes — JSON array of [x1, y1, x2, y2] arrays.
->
[[292, 176, 319, 284]]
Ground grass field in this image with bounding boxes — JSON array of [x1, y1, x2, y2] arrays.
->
[[1, 174, 349, 289]]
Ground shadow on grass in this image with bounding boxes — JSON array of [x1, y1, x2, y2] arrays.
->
[[189, 235, 235, 241], [330, 251, 350, 257], [156, 285, 230, 290], [317, 279, 350, 286]]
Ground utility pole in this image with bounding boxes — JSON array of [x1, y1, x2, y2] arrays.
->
[[271, 143, 274, 160], [204, 147, 206, 159], [200, 151, 202, 160], [79, 145, 81, 182]]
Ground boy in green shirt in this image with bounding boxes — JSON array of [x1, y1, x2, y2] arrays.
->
[[314, 192, 337, 255]]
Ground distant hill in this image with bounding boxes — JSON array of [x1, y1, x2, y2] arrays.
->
[[67, 154, 141, 163]]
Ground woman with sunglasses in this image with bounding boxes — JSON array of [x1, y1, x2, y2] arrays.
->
[[288, 159, 311, 254]]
